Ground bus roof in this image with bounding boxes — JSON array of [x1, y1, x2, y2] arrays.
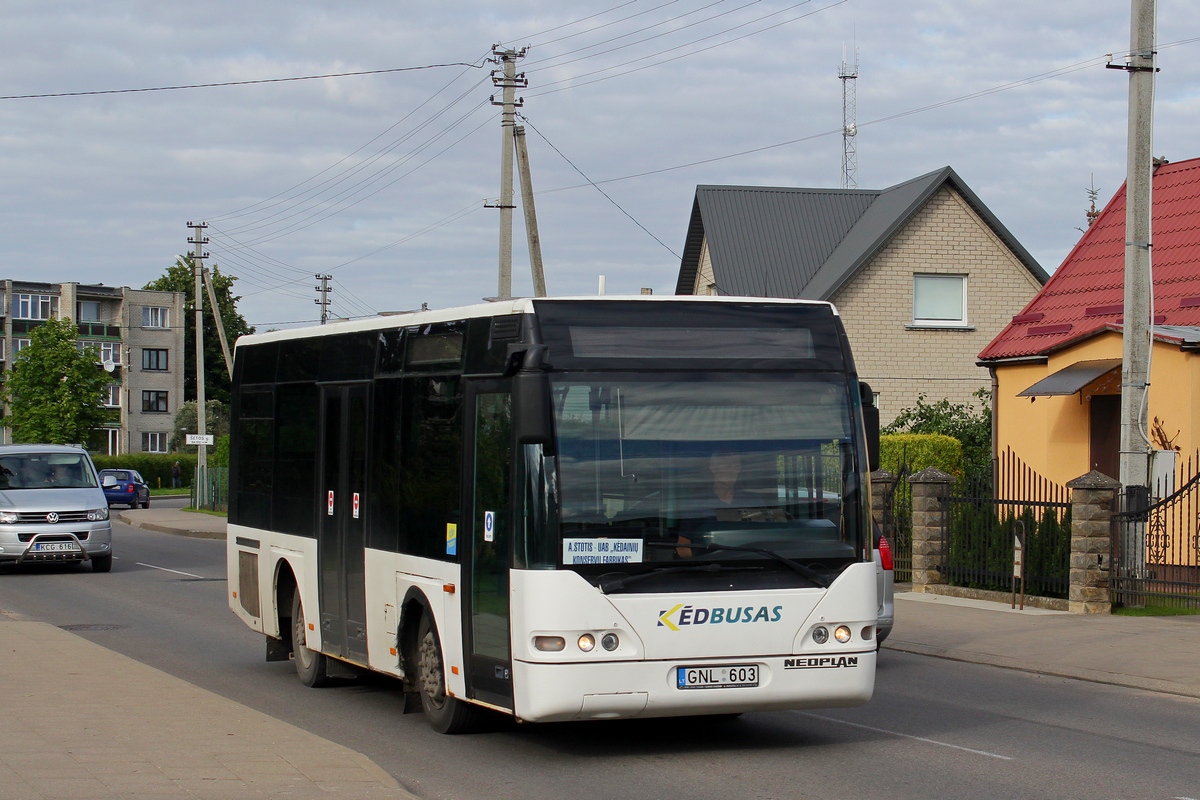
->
[[235, 295, 839, 350]]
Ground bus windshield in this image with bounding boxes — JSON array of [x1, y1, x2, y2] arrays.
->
[[551, 372, 866, 582]]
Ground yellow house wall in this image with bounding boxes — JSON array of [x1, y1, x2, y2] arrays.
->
[[994, 330, 1200, 487]]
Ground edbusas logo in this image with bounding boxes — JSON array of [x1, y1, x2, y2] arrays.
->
[[657, 604, 783, 631]]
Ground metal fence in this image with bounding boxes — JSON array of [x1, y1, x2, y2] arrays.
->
[[192, 466, 229, 512], [945, 448, 1071, 598], [1111, 452, 1200, 610], [882, 462, 912, 583]]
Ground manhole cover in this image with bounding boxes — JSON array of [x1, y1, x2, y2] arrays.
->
[[59, 624, 127, 632]]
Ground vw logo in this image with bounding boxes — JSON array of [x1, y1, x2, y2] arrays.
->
[[46, 512, 59, 524]]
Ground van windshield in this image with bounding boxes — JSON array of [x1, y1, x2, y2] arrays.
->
[[0, 454, 97, 490]]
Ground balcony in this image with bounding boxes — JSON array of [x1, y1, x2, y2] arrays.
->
[[78, 322, 121, 338]]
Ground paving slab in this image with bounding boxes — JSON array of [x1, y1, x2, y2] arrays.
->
[[888, 591, 1200, 699], [0, 617, 414, 800]]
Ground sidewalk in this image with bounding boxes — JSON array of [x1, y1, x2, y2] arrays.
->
[[888, 591, 1200, 699], [118, 506, 227, 539], [0, 614, 415, 800]]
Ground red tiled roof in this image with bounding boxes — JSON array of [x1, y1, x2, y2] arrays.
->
[[979, 157, 1200, 361]]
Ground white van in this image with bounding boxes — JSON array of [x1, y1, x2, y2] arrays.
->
[[0, 445, 113, 571]]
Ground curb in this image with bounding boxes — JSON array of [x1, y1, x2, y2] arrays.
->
[[883, 639, 1200, 700], [116, 512, 226, 540]]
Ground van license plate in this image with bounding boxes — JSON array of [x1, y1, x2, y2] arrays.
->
[[33, 542, 81, 552], [676, 664, 758, 690]]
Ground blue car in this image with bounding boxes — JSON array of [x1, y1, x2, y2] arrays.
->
[[99, 469, 150, 509]]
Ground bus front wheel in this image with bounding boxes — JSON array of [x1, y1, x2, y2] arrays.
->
[[416, 613, 480, 734], [291, 591, 331, 687]]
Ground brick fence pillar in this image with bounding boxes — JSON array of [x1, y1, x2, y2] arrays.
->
[[1066, 470, 1120, 614], [909, 467, 954, 592], [870, 469, 895, 538]]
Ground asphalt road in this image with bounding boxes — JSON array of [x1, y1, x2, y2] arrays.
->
[[1, 512, 1198, 800]]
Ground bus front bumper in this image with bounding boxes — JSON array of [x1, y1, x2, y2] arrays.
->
[[512, 651, 876, 723]]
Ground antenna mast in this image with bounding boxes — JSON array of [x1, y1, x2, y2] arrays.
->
[[839, 45, 859, 189]]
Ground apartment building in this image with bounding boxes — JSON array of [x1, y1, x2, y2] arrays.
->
[[0, 280, 186, 454]]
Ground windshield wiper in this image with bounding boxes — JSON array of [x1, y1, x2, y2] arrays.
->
[[644, 542, 831, 588], [597, 563, 763, 594]]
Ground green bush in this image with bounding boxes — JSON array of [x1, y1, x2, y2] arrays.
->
[[212, 435, 230, 468], [880, 433, 963, 477], [92, 453, 195, 489]]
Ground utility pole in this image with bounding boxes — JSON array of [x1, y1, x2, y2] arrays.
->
[[315, 274, 333, 324], [513, 124, 546, 297], [839, 45, 859, 190], [202, 267, 233, 380], [1109, 0, 1157, 498], [489, 47, 526, 299], [187, 221, 209, 507]]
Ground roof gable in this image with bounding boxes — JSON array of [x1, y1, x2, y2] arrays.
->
[[676, 167, 1046, 300], [979, 157, 1200, 362]]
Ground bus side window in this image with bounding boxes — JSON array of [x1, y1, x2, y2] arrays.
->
[[397, 376, 464, 561]]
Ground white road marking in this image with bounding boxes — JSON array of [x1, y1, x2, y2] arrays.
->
[[135, 562, 205, 579], [802, 712, 1014, 761]]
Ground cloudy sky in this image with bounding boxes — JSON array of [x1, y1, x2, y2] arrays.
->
[[3, 1, 1198, 330]]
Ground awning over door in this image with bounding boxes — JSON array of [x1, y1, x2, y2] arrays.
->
[[1017, 358, 1122, 397]]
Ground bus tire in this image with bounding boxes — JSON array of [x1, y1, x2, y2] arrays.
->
[[291, 590, 331, 688], [416, 613, 480, 734], [91, 553, 113, 572]]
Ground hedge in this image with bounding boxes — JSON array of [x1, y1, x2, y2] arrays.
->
[[92, 453, 196, 489], [879, 433, 963, 478]]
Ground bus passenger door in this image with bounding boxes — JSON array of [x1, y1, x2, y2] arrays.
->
[[463, 382, 514, 709], [318, 383, 370, 665]]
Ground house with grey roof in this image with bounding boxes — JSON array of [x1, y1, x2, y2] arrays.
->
[[675, 166, 1049, 423]]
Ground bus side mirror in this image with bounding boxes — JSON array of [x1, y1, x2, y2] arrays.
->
[[860, 381, 880, 472], [514, 370, 555, 450]]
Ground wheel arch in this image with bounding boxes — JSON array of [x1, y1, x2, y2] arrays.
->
[[398, 586, 436, 691], [273, 558, 300, 648]]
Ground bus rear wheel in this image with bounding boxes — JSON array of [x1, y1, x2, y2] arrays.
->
[[291, 591, 331, 687], [416, 613, 480, 734]]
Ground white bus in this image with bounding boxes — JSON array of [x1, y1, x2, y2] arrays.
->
[[227, 296, 881, 733]]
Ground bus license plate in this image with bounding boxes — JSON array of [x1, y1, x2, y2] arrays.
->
[[676, 664, 758, 690], [33, 542, 81, 552]]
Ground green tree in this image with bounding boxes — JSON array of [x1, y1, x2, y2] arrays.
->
[[883, 388, 993, 476], [1, 317, 111, 444], [144, 257, 254, 405], [170, 400, 230, 453]]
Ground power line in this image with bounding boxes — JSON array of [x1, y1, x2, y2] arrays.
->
[[521, 116, 680, 260], [0, 62, 485, 101]]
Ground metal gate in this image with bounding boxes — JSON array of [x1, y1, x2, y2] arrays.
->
[[1111, 459, 1200, 610], [945, 449, 1070, 597]]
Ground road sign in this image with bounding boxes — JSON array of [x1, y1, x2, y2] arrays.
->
[[185, 434, 215, 446]]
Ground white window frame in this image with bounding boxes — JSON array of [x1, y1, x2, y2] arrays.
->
[[142, 307, 170, 328], [912, 274, 968, 327], [102, 384, 121, 408], [142, 431, 168, 453], [14, 293, 58, 321], [78, 341, 122, 364], [104, 428, 120, 456], [77, 301, 103, 322], [14, 338, 31, 354]]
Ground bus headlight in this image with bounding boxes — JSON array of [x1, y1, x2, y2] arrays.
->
[[577, 634, 596, 652], [88, 507, 109, 522], [601, 633, 619, 651], [0, 511, 17, 524], [811, 626, 829, 644], [834, 625, 852, 643], [534, 636, 565, 652]]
